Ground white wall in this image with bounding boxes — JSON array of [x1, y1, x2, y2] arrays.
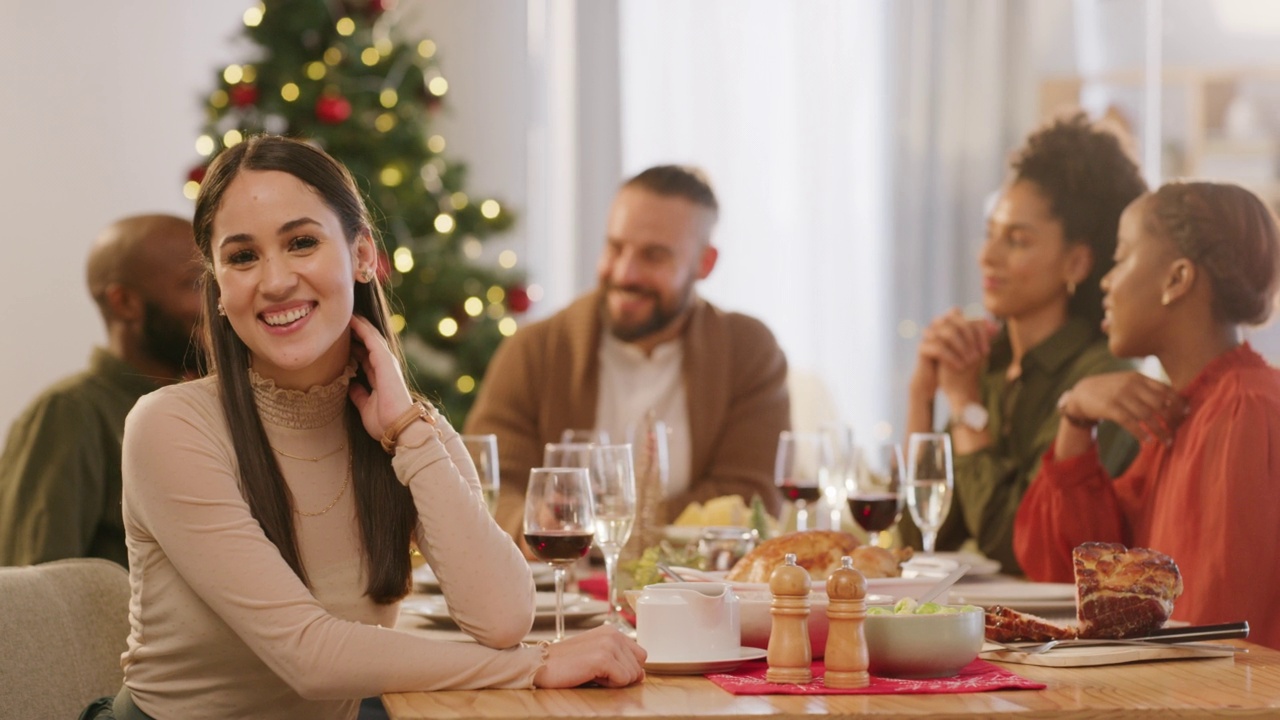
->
[[0, 1, 247, 432]]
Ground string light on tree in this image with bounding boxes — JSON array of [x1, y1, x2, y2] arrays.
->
[[187, 0, 522, 423]]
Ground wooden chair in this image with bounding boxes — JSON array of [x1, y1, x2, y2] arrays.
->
[[0, 558, 130, 719]]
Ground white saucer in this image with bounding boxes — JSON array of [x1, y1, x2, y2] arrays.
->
[[644, 647, 768, 675]]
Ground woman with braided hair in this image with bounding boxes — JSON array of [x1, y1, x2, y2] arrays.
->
[[1016, 181, 1280, 649]]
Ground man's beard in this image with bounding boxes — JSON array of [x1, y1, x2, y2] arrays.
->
[[600, 278, 695, 343], [142, 301, 200, 377]]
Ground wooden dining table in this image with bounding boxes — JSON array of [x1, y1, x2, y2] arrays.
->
[[386, 611, 1280, 720]]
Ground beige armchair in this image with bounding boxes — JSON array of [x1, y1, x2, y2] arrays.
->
[[0, 558, 130, 719]]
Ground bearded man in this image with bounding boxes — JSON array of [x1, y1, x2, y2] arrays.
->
[[466, 166, 790, 541], [0, 214, 202, 565]]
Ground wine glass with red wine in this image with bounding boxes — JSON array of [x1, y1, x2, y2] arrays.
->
[[846, 442, 904, 548], [774, 431, 833, 531], [523, 467, 595, 641]]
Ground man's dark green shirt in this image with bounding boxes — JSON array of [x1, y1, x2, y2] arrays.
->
[[0, 349, 162, 566]]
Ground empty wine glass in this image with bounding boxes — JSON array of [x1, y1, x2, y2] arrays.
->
[[822, 423, 856, 530], [774, 431, 833, 531], [544, 442, 593, 470], [905, 433, 954, 554], [523, 467, 595, 641], [588, 444, 636, 632], [846, 442, 904, 548], [461, 434, 500, 516], [561, 429, 611, 444]]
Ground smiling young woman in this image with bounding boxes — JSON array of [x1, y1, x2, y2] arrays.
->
[[85, 136, 644, 720], [1016, 181, 1280, 650]]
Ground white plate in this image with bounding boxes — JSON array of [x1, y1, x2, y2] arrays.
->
[[950, 582, 1076, 613], [645, 647, 768, 674], [902, 551, 1001, 577], [669, 566, 944, 602], [400, 594, 607, 629], [413, 563, 556, 593], [662, 525, 703, 546]]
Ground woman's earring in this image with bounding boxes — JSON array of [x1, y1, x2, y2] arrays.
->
[[216, 302, 226, 317], [1066, 280, 1077, 297], [1161, 293, 1171, 307], [360, 267, 374, 283]]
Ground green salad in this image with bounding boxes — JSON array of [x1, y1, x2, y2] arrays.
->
[[866, 597, 982, 615]]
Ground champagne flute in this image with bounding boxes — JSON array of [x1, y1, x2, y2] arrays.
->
[[905, 433, 954, 554], [588, 444, 636, 632], [846, 442, 904, 548], [774, 431, 833, 531], [523, 467, 595, 641], [626, 410, 670, 555], [461, 434, 500, 516]]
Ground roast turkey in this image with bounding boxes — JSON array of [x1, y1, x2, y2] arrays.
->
[[724, 530, 911, 583]]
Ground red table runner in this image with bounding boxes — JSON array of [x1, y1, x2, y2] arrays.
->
[[707, 659, 1045, 695]]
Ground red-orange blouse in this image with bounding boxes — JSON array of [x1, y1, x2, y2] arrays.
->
[[1015, 343, 1280, 649]]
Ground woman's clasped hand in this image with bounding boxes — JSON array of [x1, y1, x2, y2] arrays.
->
[[1057, 372, 1189, 446]]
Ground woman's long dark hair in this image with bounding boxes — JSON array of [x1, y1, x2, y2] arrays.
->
[[193, 135, 416, 603]]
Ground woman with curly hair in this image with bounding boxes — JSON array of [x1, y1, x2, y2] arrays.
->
[[1016, 181, 1280, 649], [900, 113, 1146, 573]]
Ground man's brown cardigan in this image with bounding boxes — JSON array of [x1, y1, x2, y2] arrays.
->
[[465, 290, 790, 538]]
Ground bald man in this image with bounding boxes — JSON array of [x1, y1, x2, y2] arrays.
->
[[0, 214, 202, 566]]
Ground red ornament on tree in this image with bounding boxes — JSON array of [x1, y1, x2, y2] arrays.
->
[[229, 83, 259, 108], [506, 285, 531, 313], [187, 165, 208, 184], [315, 94, 352, 124]]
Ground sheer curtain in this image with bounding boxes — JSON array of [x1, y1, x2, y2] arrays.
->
[[617, 0, 1034, 441], [618, 0, 890, 438]]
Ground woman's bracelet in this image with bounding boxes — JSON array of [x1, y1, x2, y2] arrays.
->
[[1056, 391, 1098, 430], [380, 401, 437, 454]]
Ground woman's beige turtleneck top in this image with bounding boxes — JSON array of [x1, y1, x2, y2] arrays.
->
[[120, 369, 540, 720]]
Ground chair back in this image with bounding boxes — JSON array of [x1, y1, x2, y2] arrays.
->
[[0, 558, 130, 719]]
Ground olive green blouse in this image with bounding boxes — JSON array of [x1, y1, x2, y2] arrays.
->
[[899, 317, 1139, 573]]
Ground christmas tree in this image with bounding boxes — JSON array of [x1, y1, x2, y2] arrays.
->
[[185, 0, 530, 424]]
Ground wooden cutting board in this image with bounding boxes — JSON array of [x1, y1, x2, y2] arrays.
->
[[980, 642, 1237, 667]]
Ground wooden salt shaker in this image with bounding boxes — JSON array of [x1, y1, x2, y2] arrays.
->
[[823, 555, 869, 688], [766, 552, 813, 684]]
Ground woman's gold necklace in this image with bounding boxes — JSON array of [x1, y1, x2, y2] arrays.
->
[[290, 451, 352, 518], [271, 442, 346, 462]]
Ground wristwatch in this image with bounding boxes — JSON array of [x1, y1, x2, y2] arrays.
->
[[957, 402, 990, 432]]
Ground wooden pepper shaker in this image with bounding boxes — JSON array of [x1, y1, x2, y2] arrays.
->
[[766, 552, 813, 684], [823, 555, 870, 688]]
